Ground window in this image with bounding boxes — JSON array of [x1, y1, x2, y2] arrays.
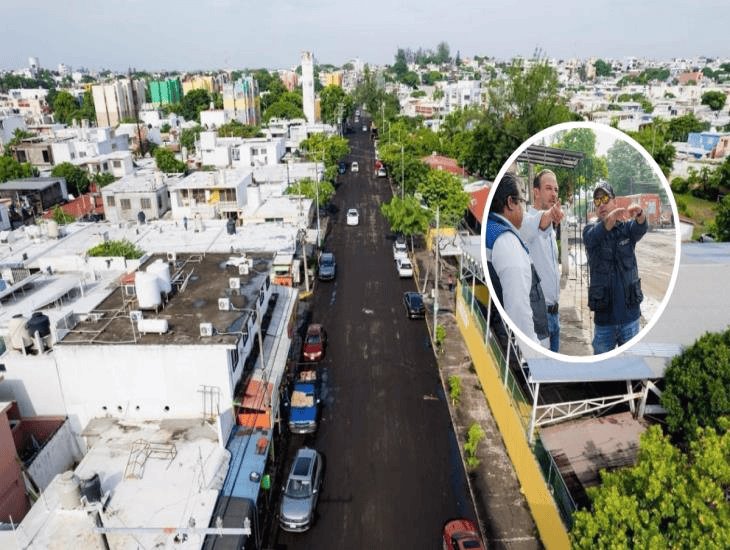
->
[[231, 148, 240, 161], [157, 194, 163, 209], [141, 198, 151, 209], [103, 162, 109, 171], [120, 198, 131, 210], [70, 152, 75, 159], [107, 196, 116, 207], [113, 160, 121, 168], [17, 150, 27, 162], [42, 150, 50, 163]]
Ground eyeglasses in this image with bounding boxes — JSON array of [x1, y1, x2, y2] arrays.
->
[[593, 194, 611, 207]]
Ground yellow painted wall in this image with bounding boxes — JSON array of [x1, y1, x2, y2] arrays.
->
[[455, 289, 571, 550]]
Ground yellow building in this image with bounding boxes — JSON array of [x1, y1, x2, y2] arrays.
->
[[182, 76, 218, 95], [322, 71, 343, 87]]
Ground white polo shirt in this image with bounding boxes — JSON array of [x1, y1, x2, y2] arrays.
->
[[520, 206, 560, 307]]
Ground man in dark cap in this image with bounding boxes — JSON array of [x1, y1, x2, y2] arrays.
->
[[485, 171, 549, 346], [583, 182, 647, 354]]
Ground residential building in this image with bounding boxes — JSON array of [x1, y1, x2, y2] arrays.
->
[[101, 172, 173, 223], [182, 75, 219, 95], [198, 131, 285, 168], [222, 77, 261, 126], [301, 51, 316, 123], [28, 57, 40, 77], [0, 177, 69, 216], [92, 79, 146, 127], [440, 80, 484, 113], [677, 71, 703, 85], [278, 70, 299, 92], [0, 401, 27, 523], [11, 138, 55, 169], [167, 168, 252, 220], [148, 78, 183, 105], [321, 71, 343, 87], [422, 152, 467, 176], [0, 113, 27, 147]]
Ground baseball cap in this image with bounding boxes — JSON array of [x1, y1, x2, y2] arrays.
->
[[593, 182, 615, 198]]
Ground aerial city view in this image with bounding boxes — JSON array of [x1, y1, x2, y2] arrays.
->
[[0, 2, 729, 549]]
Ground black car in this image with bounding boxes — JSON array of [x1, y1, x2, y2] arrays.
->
[[403, 291, 425, 319], [337, 161, 347, 174], [318, 252, 336, 281]]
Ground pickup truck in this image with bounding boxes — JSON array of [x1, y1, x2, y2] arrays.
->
[[393, 237, 408, 261], [288, 369, 320, 434]]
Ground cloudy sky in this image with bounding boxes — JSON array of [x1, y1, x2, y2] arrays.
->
[[3, 0, 728, 71]]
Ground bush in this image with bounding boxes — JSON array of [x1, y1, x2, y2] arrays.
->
[[448, 375, 461, 406], [87, 239, 144, 259], [670, 176, 689, 194], [464, 423, 485, 469]]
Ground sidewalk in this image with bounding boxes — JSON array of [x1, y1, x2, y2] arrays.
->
[[414, 250, 542, 550]]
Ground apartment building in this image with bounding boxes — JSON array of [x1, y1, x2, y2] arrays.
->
[[92, 79, 146, 127]]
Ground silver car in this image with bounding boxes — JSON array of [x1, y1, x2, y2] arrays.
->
[[279, 447, 323, 532]]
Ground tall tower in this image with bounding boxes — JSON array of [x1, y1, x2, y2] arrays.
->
[[301, 51, 315, 123], [28, 56, 40, 77]]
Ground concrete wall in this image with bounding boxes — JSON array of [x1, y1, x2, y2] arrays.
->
[[0, 353, 67, 417], [0, 406, 28, 523], [27, 420, 81, 491]]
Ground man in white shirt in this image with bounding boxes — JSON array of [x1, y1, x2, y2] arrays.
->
[[521, 169, 563, 353], [485, 172, 549, 347]]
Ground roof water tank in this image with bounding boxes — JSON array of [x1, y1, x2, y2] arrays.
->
[[57, 471, 82, 510], [226, 218, 236, 235], [27, 311, 51, 338], [46, 219, 60, 239], [137, 318, 169, 334], [79, 472, 102, 504], [8, 315, 32, 350], [135, 271, 161, 309], [146, 259, 172, 294]]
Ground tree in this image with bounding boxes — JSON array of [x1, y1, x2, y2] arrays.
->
[[90, 172, 116, 187], [380, 195, 432, 239], [416, 169, 470, 227], [284, 177, 335, 206], [570, 421, 730, 549], [217, 120, 261, 138], [666, 113, 710, 142], [435, 41, 451, 64], [661, 329, 730, 443], [625, 121, 676, 175], [263, 100, 305, 122], [716, 194, 730, 242], [552, 128, 608, 201], [160, 123, 171, 133], [299, 133, 350, 169], [401, 71, 420, 88], [319, 84, 353, 125], [393, 48, 408, 79], [51, 205, 75, 225], [154, 148, 186, 174], [51, 162, 90, 195], [178, 89, 212, 122], [606, 140, 659, 195], [593, 59, 613, 77], [180, 125, 203, 153], [701, 90, 727, 111], [0, 156, 36, 182], [6, 129, 34, 151], [53, 91, 80, 124]]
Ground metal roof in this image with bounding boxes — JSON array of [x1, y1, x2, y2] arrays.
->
[[517, 145, 585, 169], [0, 177, 65, 191], [527, 355, 655, 383]]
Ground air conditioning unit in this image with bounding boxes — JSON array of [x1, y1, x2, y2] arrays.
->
[[238, 263, 249, 275], [199, 322, 214, 337], [166, 252, 177, 262], [229, 277, 241, 289], [218, 298, 230, 311], [130, 310, 143, 322]]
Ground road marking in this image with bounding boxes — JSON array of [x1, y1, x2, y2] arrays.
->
[[423, 394, 439, 401], [362, 308, 374, 315]]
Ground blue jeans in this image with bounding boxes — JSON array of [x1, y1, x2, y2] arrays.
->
[[592, 319, 640, 354], [547, 312, 560, 353]]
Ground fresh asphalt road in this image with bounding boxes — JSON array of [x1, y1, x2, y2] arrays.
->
[[272, 122, 477, 549]]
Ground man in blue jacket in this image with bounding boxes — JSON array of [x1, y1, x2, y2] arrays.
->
[[583, 182, 647, 354]]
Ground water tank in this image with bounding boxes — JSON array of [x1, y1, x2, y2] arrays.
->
[[8, 315, 32, 350], [46, 219, 60, 239], [79, 472, 102, 504], [57, 471, 82, 510], [137, 211, 146, 224], [146, 259, 172, 294], [134, 271, 161, 309], [226, 218, 236, 235], [137, 318, 169, 334], [27, 311, 51, 338]]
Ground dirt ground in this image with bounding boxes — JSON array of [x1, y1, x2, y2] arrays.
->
[[558, 228, 676, 357]]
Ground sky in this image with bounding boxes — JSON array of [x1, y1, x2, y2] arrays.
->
[[2, 0, 729, 72]]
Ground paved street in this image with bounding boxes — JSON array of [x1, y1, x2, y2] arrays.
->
[[269, 122, 477, 548]]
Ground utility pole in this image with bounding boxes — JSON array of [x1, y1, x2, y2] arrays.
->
[[433, 205, 440, 348]]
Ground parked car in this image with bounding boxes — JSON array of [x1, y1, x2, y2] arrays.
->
[[393, 236, 408, 261], [396, 257, 414, 278], [338, 161, 347, 174], [699, 233, 716, 243], [351, 161, 359, 173], [302, 324, 327, 362], [279, 447, 324, 532], [318, 252, 336, 281], [403, 291, 425, 319], [376, 166, 387, 177], [442, 518, 485, 550], [362, 125, 368, 132], [346, 208, 359, 226]]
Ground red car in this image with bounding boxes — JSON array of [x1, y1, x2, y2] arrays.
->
[[442, 519, 485, 550], [302, 324, 327, 362]]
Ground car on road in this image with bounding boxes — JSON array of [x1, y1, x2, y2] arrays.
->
[[699, 233, 716, 243], [396, 257, 413, 278], [338, 161, 347, 174], [377, 166, 387, 177], [346, 208, 359, 226], [403, 292, 425, 319], [351, 161, 359, 173], [362, 125, 368, 132], [442, 518, 485, 550], [318, 252, 336, 281], [393, 236, 408, 261], [302, 324, 327, 362], [279, 447, 324, 532]]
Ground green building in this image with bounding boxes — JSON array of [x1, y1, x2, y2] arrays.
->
[[149, 78, 183, 105]]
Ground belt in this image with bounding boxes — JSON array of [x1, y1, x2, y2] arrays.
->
[[547, 303, 559, 314]]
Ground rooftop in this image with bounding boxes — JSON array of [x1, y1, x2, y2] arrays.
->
[[0, 177, 65, 191], [171, 168, 252, 190], [102, 172, 176, 194]]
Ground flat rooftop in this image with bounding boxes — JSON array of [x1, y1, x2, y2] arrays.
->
[[171, 168, 252, 190], [8, 417, 226, 550], [60, 252, 273, 346]]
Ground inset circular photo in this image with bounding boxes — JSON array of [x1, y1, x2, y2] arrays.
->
[[480, 122, 681, 361]]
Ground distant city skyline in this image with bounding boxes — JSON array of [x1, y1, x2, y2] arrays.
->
[[2, 0, 729, 72]]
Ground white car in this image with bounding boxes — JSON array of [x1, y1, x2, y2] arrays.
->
[[362, 125, 368, 132], [351, 161, 359, 173], [376, 167, 387, 178], [396, 257, 413, 278], [346, 208, 359, 226]]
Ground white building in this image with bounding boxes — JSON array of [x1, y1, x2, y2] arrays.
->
[[0, 113, 27, 146], [92, 79, 146, 127], [101, 172, 174, 223], [301, 51, 316, 123], [198, 131, 286, 168], [167, 168, 253, 220]]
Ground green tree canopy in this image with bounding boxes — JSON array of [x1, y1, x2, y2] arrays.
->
[[53, 91, 80, 124], [593, 59, 613, 77], [715, 194, 730, 242], [180, 125, 203, 153], [416, 169, 470, 227], [380, 195, 432, 238], [551, 128, 608, 201], [606, 139, 661, 195], [154, 148, 186, 174], [284, 177, 335, 206], [666, 113, 710, 142], [51, 205, 75, 225], [0, 156, 36, 182], [701, 90, 727, 111], [661, 328, 730, 443], [625, 120, 676, 175], [87, 239, 144, 259], [319, 84, 353, 125], [217, 120, 262, 138], [570, 421, 730, 549], [171, 89, 212, 122], [51, 162, 90, 195], [263, 100, 305, 122]]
